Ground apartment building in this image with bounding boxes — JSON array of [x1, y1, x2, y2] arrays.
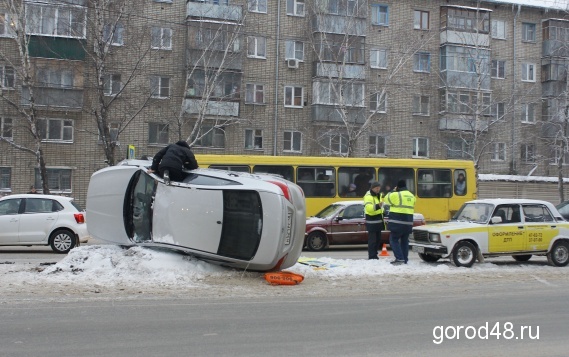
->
[[0, 0, 568, 205]]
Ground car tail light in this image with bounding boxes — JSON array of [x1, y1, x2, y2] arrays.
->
[[267, 180, 291, 202], [74, 213, 85, 224]]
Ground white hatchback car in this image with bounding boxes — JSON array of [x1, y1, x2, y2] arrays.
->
[[86, 160, 306, 272], [0, 194, 89, 253]]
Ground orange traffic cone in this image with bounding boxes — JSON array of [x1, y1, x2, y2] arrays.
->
[[379, 244, 390, 257]]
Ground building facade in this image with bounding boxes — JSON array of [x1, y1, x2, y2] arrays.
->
[[0, 0, 568, 205]]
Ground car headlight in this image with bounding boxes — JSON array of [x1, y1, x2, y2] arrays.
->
[[429, 233, 441, 243]]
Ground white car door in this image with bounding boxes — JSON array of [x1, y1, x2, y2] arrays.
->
[[18, 198, 59, 243], [0, 198, 22, 243]]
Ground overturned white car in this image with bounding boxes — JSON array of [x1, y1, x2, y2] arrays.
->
[[86, 160, 306, 271]]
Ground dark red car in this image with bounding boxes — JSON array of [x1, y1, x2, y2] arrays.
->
[[305, 200, 426, 251]]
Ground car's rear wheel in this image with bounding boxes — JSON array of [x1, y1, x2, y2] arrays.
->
[[306, 232, 327, 251], [50, 229, 77, 254], [512, 254, 532, 262], [418, 253, 440, 263], [451, 241, 477, 267], [547, 240, 569, 267]]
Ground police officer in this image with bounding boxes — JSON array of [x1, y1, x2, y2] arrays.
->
[[364, 181, 384, 260], [385, 179, 416, 264]]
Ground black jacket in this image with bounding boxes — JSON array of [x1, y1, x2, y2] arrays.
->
[[151, 141, 199, 171]]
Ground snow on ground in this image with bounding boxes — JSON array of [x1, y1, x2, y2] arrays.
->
[[1, 245, 568, 301]]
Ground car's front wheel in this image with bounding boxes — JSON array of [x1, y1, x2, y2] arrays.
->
[[418, 253, 440, 263], [451, 241, 477, 267], [306, 232, 327, 251], [50, 229, 77, 254], [547, 240, 569, 267], [512, 254, 532, 262]]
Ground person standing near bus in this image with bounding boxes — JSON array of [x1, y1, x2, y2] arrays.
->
[[364, 181, 384, 260], [385, 179, 416, 265]]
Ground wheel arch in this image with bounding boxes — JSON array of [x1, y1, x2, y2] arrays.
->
[[548, 237, 569, 252]]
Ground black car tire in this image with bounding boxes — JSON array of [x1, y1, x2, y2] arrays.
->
[[547, 240, 569, 267], [451, 241, 477, 267], [512, 254, 532, 262], [306, 232, 327, 251], [418, 253, 440, 263], [50, 229, 77, 254]]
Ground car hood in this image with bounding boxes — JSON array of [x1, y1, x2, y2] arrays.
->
[[413, 221, 484, 234], [306, 216, 332, 226]]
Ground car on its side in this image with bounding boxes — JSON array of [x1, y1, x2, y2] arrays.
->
[[0, 194, 89, 253], [304, 200, 426, 251], [86, 160, 306, 272], [410, 199, 569, 267]]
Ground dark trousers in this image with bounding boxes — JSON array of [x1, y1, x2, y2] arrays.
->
[[159, 167, 185, 182], [366, 223, 382, 259], [388, 223, 412, 263]]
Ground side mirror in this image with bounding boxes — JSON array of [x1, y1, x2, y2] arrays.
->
[[491, 216, 502, 224], [335, 216, 344, 222]]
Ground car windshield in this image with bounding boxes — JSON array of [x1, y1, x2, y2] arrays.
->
[[313, 204, 343, 218], [451, 202, 494, 223]]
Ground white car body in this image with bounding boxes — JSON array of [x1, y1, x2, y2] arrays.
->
[[0, 194, 89, 253], [410, 198, 569, 267], [86, 160, 306, 271]]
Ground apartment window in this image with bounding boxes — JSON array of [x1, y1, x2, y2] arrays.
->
[[0, 167, 10, 191], [150, 76, 170, 98], [0, 65, 15, 88], [286, 0, 305, 17], [186, 70, 240, 99], [37, 118, 73, 142], [491, 60, 506, 79], [370, 48, 388, 69], [103, 74, 121, 96], [1, 118, 12, 139], [0, 13, 16, 37], [246, 83, 265, 104], [103, 23, 124, 46], [98, 122, 119, 143], [521, 103, 536, 123], [447, 139, 472, 159], [492, 142, 506, 161], [247, 36, 266, 58], [34, 168, 72, 193], [369, 135, 386, 155], [25, 4, 86, 38], [412, 95, 429, 116], [284, 131, 301, 152], [284, 86, 303, 108], [189, 0, 229, 4], [285, 40, 304, 61], [412, 137, 429, 158], [370, 92, 387, 113], [494, 102, 505, 121], [248, 0, 267, 13], [313, 81, 364, 107], [245, 129, 263, 149], [36, 68, 73, 88], [371, 4, 389, 26], [521, 63, 535, 82], [414, 10, 429, 30], [414, 52, 430, 72], [151, 27, 172, 49], [522, 23, 536, 42], [194, 126, 225, 148], [491, 19, 506, 39], [320, 134, 348, 155], [148, 123, 168, 145], [440, 45, 489, 73], [521, 144, 535, 163]]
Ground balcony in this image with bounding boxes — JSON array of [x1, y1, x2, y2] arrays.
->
[[440, 30, 489, 48], [187, 48, 242, 71], [313, 62, 365, 80], [186, 2, 242, 22], [312, 14, 366, 36], [183, 98, 239, 117], [439, 116, 488, 132], [440, 70, 490, 90], [21, 87, 83, 109], [311, 104, 366, 124]]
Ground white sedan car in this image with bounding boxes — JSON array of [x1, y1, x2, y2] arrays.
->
[[0, 194, 89, 253], [86, 160, 306, 271]]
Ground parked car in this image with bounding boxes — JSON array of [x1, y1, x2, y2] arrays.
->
[[86, 160, 306, 272], [410, 199, 569, 267], [0, 194, 89, 253], [304, 200, 426, 251], [555, 201, 569, 221]]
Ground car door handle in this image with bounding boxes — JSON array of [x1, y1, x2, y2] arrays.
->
[[10, 218, 18, 222], [518, 226, 524, 229], [46, 217, 55, 221]]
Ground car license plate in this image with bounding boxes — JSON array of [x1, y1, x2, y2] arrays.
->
[[412, 246, 425, 253]]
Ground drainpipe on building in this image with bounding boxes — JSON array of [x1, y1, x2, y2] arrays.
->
[[511, 4, 520, 174], [273, 0, 282, 156]]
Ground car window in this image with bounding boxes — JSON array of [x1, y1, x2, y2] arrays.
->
[[182, 173, 241, 186], [0, 199, 21, 215], [522, 205, 554, 222], [70, 200, 83, 212], [342, 204, 364, 219], [24, 198, 56, 213], [313, 204, 342, 218]]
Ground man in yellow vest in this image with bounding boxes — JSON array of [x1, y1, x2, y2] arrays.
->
[[385, 179, 416, 265], [364, 181, 384, 260]]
